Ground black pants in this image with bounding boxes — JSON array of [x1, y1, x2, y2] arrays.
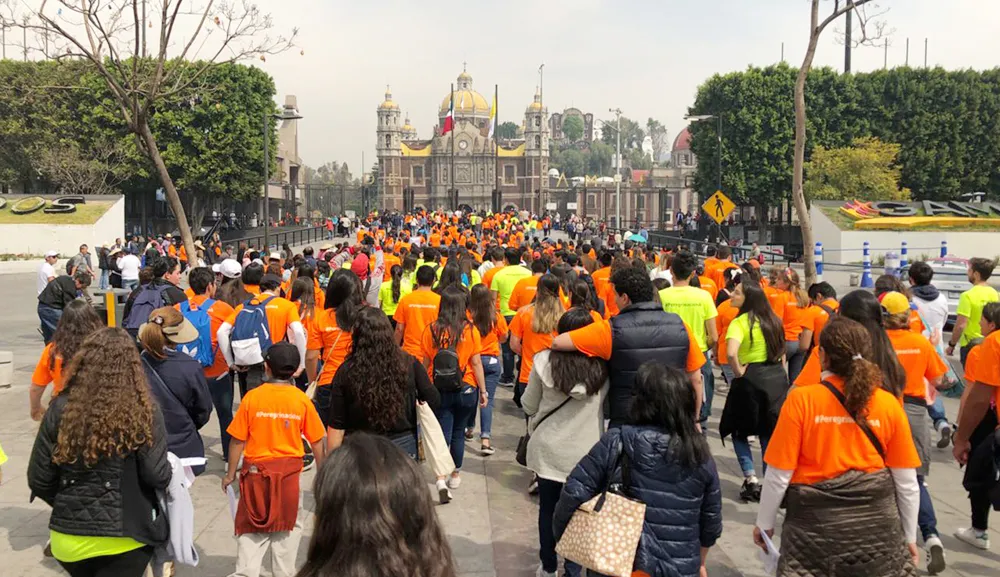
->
[[963, 411, 999, 531], [58, 545, 153, 577]]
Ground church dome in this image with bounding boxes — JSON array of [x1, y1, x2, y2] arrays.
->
[[672, 127, 692, 151], [525, 88, 543, 113], [439, 69, 490, 117], [379, 86, 399, 110]]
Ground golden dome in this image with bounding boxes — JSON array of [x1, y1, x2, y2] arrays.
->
[[458, 70, 472, 81], [525, 87, 543, 113], [379, 86, 399, 110], [439, 89, 490, 116]]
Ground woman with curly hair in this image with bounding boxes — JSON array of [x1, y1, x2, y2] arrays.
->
[[298, 433, 457, 577], [29, 300, 103, 421], [327, 307, 439, 458], [28, 327, 171, 576]]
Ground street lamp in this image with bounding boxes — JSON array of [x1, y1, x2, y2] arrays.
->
[[684, 114, 722, 193], [263, 110, 303, 251], [598, 111, 623, 230]]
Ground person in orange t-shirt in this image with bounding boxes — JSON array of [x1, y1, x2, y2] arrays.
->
[[509, 275, 567, 406], [508, 260, 546, 312], [797, 282, 839, 351], [774, 268, 809, 382], [393, 266, 441, 357], [29, 300, 104, 421], [591, 253, 613, 297], [756, 316, 921, 570], [715, 297, 739, 383], [467, 285, 509, 453], [420, 285, 486, 494]]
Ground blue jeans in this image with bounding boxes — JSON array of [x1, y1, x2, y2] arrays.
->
[[467, 355, 500, 439], [208, 373, 234, 460], [538, 478, 582, 576], [927, 396, 948, 429], [918, 475, 939, 540], [38, 302, 63, 344], [733, 435, 770, 477], [500, 314, 517, 382], [699, 350, 714, 426], [99, 269, 109, 290], [434, 388, 479, 470], [786, 340, 805, 383], [391, 433, 418, 460], [123, 279, 139, 291], [313, 383, 333, 428]]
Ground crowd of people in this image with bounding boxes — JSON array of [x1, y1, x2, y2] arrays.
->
[[20, 207, 1000, 577]]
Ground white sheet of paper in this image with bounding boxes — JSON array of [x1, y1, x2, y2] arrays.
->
[[227, 485, 238, 521], [756, 526, 780, 576]]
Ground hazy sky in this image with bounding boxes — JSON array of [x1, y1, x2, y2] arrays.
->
[[249, 0, 1000, 172]]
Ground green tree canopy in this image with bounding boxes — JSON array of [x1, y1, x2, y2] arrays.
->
[[562, 115, 584, 142], [601, 115, 644, 150], [805, 137, 911, 201], [496, 121, 519, 140]]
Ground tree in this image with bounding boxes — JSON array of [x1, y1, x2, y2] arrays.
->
[[35, 141, 130, 196], [10, 0, 295, 261], [600, 115, 644, 150], [627, 148, 653, 171], [646, 118, 668, 163], [560, 149, 587, 178], [496, 121, 519, 140], [805, 137, 911, 201], [562, 115, 584, 142], [793, 0, 885, 285], [588, 141, 614, 176]]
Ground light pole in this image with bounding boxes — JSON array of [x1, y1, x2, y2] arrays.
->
[[609, 108, 622, 230], [684, 114, 722, 192], [263, 110, 303, 251]]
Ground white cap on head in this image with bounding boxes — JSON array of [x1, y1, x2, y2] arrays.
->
[[212, 259, 243, 279], [45, 250, 59, 258], [269, 252, 282, 261]]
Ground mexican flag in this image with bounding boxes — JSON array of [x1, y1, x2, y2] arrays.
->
[[442, 90, 455, 135]]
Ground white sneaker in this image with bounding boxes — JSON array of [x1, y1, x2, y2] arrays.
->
[[447, 474, 462, 490], [954, 527, 990, 550], [435, 479, 452, 505], [535, 566, 556, 577], [924, 535, 946, 575], [936, 422, 952, 448]]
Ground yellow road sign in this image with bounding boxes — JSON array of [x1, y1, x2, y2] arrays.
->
[[702, 190, 735, 224]]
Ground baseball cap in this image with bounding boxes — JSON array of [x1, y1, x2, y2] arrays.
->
[[264, 342, 300, 379], [881, 291, 911, 315], [45, 250, 59, 258], [260, 273, 283, 290], [269, 252, 282, 261], [212, 258, 243, 279]]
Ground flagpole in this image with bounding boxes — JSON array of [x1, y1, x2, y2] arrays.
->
[[494, 83, 499, 214], [450, 82, 455, 213]]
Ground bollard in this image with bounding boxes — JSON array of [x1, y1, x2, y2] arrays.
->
[[105, 291, 117, 328], [814, 242, 824, 283], [861, 241, 874, 288], [941, 240, 948, 258], [900, 241, 908, 269]]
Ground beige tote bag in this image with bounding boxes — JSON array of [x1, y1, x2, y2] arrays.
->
[[416, 401, 455, 477]]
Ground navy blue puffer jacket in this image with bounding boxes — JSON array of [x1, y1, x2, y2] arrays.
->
[[553, 425, 723, 577]]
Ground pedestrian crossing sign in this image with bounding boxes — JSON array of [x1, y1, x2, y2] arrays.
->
[[703, 190, 735, 224]]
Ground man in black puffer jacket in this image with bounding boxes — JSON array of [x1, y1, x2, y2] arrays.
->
[[550, 267, 706, 428]]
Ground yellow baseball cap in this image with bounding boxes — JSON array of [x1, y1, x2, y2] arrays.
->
[[881, 291, 910, 315]]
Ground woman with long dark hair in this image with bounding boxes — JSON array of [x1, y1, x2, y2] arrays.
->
[[466, 284, 508, 454], [290, 277, 319, 391], [297, 433, 457, 577], [327, 307, 439, 458], [434, 261, 465, 293], [794, 289, 906, 397], [307, 269, 362, 427], [755, 316, 921, 575], [523, 308, 609, 577], [28, 328, 171, 577], [554, 362, 722, 577], [720, 279, 788, 502], [421, 285, 486, 502], [30, 300, 103, 421]]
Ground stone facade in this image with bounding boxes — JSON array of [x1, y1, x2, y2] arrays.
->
[[549, 107, 595, 143]]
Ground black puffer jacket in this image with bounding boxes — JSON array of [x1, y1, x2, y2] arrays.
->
[[554, 425, 723, 577], [27, 395, 172, 546]]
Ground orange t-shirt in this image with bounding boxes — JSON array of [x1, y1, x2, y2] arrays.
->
[[225, 294, 301, 344], [962, 334, 1000, 419], [601, 282, 620, 317], [764, 375, 921, 485], [477, 314, 510, 358], [227, 383, 326, 460], [710, 261, 740, 293], [184, 287, 195, 300], [429, 233, 442, 247], [186, 294, 235, 379], [32, 344, 66, 395], [567, 319, 706, 373], [393, 290, 441, 357], [715, 299, 740, 361], [381, 253, 401, 282], [509, 306, 558, 384], [794, 347, 822, 387], [782, 293, 805, 342], [886, 329, 948, 401], [697, 275, 718, 301], [509, 275, 541, 312], [306, 308, 353, 386], [244, 284, 261, 296], [591, 267, 612, 298], [420, 323, 482, 387], [764, 285, 786, 321], [801, 299, 840, 348], [483, 265, 504, 289]]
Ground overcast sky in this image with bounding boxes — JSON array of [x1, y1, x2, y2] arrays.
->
[[249, 0, 1000, 172]]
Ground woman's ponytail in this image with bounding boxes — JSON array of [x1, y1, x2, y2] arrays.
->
[[842, 354, 881, 421], [390, 264, 403, 304], [818, 316, 881, 421]]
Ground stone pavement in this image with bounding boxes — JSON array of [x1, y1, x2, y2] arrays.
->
[[2, 269, 1000, 576]]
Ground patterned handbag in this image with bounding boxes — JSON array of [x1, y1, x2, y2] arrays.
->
[[556, 445, 646, 577]]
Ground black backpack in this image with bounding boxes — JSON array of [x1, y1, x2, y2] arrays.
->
[[432, 327, 464, 393]]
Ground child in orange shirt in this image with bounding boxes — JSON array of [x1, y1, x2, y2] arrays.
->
[[29, 301, 104, 421]]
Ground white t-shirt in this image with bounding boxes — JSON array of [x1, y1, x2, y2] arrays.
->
[[37, 261, 56, 295], [119, 254, 141, 280], [912, 292, 949, 338]]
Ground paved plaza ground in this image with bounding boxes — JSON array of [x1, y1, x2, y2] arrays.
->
[[1, 249, 999, 576]]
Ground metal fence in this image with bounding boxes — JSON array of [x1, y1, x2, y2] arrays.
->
[[221, 225, 329, 252]]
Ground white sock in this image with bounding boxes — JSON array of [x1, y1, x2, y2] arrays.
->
[[436, 479, 448, 490]]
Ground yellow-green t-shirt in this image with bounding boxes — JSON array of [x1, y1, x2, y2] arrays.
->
[[658, 286, 718, 352], [726, 313, 769, 364], [379, 278, 412, 317], [957, 284, 999, 346], [50, 530, 144, 563], [492, 265, 532, 317]]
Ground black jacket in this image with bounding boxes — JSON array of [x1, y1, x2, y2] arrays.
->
[[554, 425, 723, 577], [37, 276, 80, 309], [719, 361, 789, 442], [141, 350, 213, 472], [27, 395, 172, 545], [607, 302, 690, 425]]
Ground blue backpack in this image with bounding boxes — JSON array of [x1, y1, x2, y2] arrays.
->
[[124, 283, 168, 336], [229, 296, 276, 366], [178, 299, 216, 367]]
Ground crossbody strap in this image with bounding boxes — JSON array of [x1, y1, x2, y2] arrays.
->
[[532, 396, 572, 431], [820, 380, 886, 461]]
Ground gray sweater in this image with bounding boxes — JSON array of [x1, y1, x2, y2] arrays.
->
[[523, 349, 608, 483]]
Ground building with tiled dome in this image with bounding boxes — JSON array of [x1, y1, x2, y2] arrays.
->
[[376, 68, 549, 213]]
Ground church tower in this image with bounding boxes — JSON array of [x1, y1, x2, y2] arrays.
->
[[376, 86, 402, 210], [524, 88, 549, 214]]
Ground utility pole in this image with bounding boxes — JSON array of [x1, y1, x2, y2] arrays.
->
[[905, 38, 909, 66], [844, 5, 852, 73], [924, 38, 928, 67], [610, 108, 622, 231]]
